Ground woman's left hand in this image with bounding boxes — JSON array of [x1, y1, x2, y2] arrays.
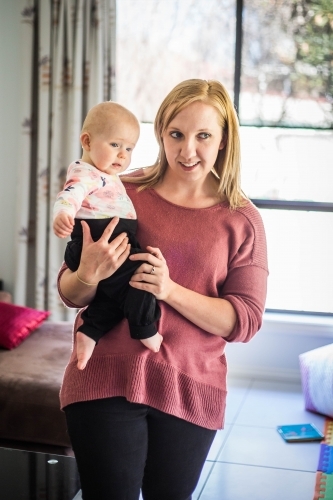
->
[[130, 246, 237, 338], [129, 246, 174, 301]]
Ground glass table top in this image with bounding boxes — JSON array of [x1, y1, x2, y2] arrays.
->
[[0, 446, 80, 499]]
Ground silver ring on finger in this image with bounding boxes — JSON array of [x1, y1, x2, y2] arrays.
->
[[150, 265, 155, 275]]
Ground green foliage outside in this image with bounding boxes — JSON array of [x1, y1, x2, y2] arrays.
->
[[289, 0, 333, 103]]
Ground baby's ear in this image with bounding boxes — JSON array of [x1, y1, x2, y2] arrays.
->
[[80, 132, 91, 151]]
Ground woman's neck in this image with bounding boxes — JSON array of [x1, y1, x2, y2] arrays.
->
[[154, 170, 223, 209]]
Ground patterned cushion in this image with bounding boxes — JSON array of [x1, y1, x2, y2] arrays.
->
[[0, 302, 50, 349], [299, 344, 333, 418]]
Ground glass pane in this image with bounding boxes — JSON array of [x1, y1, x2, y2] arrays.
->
[[241, 127, 333, 202], [116, 0, 236, 122], [261, 209, 333, 314], [241, 0, 333, 128], [129, 123, 159, 172]]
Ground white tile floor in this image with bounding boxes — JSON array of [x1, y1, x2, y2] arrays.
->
[[74, 377, 325, 500], [192, 376, 325, 500]]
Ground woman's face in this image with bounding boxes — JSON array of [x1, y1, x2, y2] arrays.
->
[[162, 101, 225, 184]]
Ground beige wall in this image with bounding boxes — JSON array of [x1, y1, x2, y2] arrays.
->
[[0, 0, 23, 295]]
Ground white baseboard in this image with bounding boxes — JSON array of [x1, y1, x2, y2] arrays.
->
[[225, 312, 333, 384], [227, 364, 301, 383]]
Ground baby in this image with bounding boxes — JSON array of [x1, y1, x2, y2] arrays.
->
[[53, 101, 162, 369]]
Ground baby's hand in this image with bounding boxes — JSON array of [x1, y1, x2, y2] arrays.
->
[[53, 212, 74, 238]]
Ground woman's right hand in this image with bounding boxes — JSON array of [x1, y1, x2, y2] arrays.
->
[[78, 217, 130, 284], [59, 217, 131, 307]]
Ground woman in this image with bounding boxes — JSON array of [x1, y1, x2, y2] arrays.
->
[[58, 79, 268, 500]]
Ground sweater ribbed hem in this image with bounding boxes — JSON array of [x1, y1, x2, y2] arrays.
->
[[60, 354, 226, 430]]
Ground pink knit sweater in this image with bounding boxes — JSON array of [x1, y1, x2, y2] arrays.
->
[[58, 181, 268, 430]]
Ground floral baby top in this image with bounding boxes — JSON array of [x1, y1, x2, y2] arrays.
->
[[53, 160, 137, 220]]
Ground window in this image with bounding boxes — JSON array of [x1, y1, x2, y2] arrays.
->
[[116, 0, 236, 121], [117, 0, 333, 315], [241, 0, 333, 128]]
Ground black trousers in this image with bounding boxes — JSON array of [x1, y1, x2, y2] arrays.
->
[[65, 218, 161, 343], [64, 397, 216, 500]]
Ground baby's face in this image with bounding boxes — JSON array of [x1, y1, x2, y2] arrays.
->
[[88, 121, 139, 176]]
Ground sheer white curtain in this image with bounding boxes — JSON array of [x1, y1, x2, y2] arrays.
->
[[15, 0, 116, 319]]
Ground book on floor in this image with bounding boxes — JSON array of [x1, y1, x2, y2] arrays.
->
[[277, 423, 324, 442]]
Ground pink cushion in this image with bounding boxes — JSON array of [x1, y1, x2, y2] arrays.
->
[[0, 302, 50, 349]]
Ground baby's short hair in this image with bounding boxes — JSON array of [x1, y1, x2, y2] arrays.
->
[[81, 101, 139, 136]]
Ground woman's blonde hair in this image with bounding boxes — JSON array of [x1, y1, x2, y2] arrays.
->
[[126, 79, 246, 209]]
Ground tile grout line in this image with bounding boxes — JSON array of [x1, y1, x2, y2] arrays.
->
[[196, 378, 256, 499], [209, 459, 317, 474]]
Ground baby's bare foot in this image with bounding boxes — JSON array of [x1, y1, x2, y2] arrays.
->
[[140, 332, 163, 353], [76, 331, 96, 370]]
